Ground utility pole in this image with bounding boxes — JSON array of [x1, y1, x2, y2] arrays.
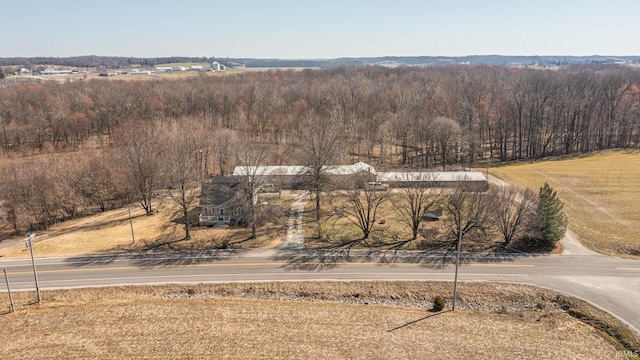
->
[[25, 232, 41, 303], [3, 268, 14, 313], [452, 229, 463, 311], [128, 204, 135, 244]]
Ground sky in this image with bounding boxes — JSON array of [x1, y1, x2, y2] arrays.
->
[[1, 0, 639, 58]]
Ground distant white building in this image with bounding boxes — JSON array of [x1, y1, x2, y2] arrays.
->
[[211, 61, 221, 71], [155, 67, 173, 72], [191, 65, 204, 71], [131, 69, 151, 75], [42, 69, 73, 75], [172, 66, 187, 71], [19, 68, 30, 74]]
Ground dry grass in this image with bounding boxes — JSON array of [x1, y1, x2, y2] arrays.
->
[[2, 281, 634, 359], [303, 192, 467, 250], [490, 150, 640, 257], [0, 194, 288, 259]]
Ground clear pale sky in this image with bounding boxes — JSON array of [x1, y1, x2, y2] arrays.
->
[[1, 0, 639, 58]]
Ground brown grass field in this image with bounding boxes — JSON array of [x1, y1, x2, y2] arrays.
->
[[0, 193, 289, 260], [2, 281, 637, 359], [303, 193, 450, 250], [490, 150, 640, 257], [2, 152, 640, 358]]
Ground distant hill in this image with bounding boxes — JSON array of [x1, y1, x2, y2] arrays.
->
[[1, 55, 638, 69]]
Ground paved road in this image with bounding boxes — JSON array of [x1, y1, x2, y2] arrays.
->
[[1, 248, 639, 333]]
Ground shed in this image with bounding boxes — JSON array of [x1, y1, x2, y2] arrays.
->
[[376, 171, 488, 191]]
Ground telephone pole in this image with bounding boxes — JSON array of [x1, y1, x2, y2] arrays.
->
[[452, 229, 463, 311], [3, 269, 14, 312], [25, 232, 41, 303], [128, 204, 135, 244]]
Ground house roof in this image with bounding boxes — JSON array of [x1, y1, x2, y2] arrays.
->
[[326, 162, 376, 175], [232, 162, 375, 177], [199, 176, 241, 207], [376, 171, 487, 182], [233, 165, 307, 176]]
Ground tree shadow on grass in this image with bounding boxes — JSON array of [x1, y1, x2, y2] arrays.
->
[[387, 310, 452, 332]]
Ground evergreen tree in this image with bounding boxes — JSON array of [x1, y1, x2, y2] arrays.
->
[[535, 182, 568, 247], [0, 66, 5, 79]]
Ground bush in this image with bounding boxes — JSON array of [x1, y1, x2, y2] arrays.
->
[[433, 295, 445, 312]]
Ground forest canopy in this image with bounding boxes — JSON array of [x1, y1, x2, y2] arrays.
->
[[0, 65, 638, 234]]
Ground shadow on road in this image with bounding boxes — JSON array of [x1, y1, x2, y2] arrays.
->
[[271, 247, 545, 271], [65, 248, 243, 268], [271, 248, 379, 271]]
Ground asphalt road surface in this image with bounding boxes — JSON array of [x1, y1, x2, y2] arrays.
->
[[1, 248, 639, 334]]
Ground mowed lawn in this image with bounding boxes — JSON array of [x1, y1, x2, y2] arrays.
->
[[490, 150, 640, 257]]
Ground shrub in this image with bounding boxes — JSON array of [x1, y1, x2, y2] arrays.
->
[[433, 295, 445, 311], [531, 183, 568, 248]]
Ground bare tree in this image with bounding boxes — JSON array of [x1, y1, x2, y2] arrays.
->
[[445, 184, 494, 310], [164, 121, 205, 240], [296, 115, 346, 221], [393, 173, 443, 241], [490, 185, 537, 248], [211, 128, 239, 176], [115, 122, 164, 215], [432, 117, 461, 170], [340, 187, 389, 244], [234, 140, 269, 239], [445, 185, 495, 247]]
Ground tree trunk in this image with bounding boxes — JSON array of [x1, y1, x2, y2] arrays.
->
[[183, 208, 191, 240]]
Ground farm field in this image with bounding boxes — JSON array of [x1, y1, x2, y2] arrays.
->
[[0, 282, 630, 359], [490, 150, 640, 257]]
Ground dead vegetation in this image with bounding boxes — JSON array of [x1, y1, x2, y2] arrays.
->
[[0, 194, 289, 259], [1, 281, 636, 359], [492, 150, 640, 258]]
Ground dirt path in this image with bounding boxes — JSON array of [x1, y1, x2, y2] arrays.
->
[[280, 195, 306, 249]]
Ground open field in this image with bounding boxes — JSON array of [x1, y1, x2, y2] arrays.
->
[[2, 281, 636, 359], [0, 194, 289, 259], [490, 150, 640, 258]]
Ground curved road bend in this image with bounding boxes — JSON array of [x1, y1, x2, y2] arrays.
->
[[1, 249, 639, 334]]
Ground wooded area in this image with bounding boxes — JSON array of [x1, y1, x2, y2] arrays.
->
[[0, 65, 637, 235]]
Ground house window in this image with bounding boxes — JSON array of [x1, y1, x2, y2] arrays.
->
[[218, 216, 225, 221], [220, 208, 224, 216]]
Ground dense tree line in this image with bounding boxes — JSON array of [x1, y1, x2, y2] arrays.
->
[[0, 65, 635, 235], [1, 66, 638, 164]]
